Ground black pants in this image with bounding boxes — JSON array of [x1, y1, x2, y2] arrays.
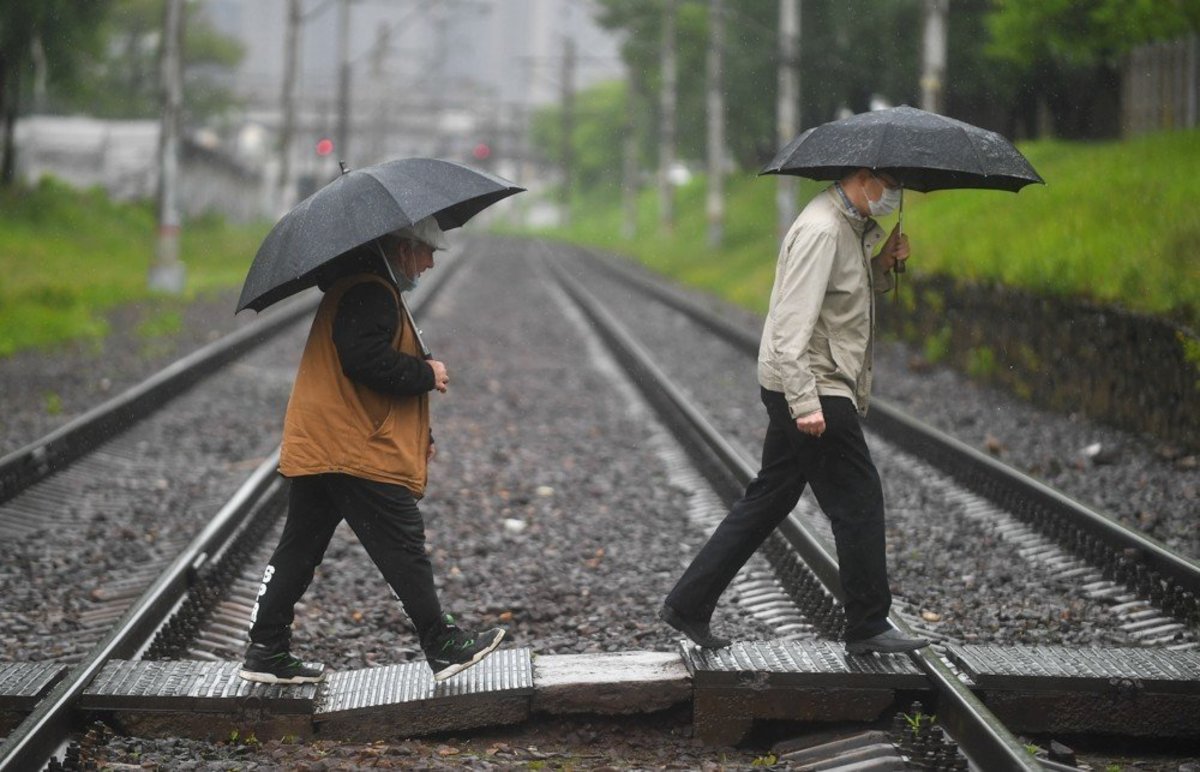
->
[[248, 473, 444, 651], [665, 390, 892, 641]]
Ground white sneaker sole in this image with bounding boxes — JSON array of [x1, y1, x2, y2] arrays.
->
[[431, 629, 506, 682], [238, 668, 325, 685]]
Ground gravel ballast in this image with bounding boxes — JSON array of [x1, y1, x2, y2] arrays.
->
[[3, 236, 1196, 770]]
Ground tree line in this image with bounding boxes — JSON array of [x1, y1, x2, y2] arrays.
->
[[532, 0, 1199, 196], [0, 0, 242, 186]]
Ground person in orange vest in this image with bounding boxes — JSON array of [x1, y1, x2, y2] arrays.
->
[[240, 216, 504, 684]]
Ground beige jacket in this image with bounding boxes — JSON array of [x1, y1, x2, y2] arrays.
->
[[757, 185, 895, 418]]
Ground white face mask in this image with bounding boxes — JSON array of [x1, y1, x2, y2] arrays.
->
[[868, 183, 902, 217]]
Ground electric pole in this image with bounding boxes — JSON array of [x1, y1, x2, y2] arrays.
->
[[621, 68, 640, 240], [705, 0, 726, 249], [336, 0, 352, 164], [658, 0, 677, 233], [921, 0, 948, 114], [776, 0, 799, 241], [278, 0, 301, 213], [149, 0, 186, 293], [561, 36, 576, 226]]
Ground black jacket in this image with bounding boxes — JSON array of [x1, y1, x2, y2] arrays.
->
[[331, 279, 435, 397]]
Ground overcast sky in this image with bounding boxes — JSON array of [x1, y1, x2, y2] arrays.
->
[[208, 0, 625, 109]]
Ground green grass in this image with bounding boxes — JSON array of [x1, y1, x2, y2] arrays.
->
[[0, 177, 269, 357], [2, 131, 1195, 358], [523, 130, 1200, 326]]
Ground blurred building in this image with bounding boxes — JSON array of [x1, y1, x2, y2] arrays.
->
[[12, 1, 622, 223], [13, 116, 267, 222], [207, 0, 623, 212]]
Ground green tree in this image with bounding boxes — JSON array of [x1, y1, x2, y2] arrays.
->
[[985, 0, 1200, 138], [590, 0, 926, 175], [531, 79, 632, 194], [0, 0, 112, 184], [48, 0, 245, 121]]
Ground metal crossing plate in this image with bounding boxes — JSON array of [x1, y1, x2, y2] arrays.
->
[[80, 659, 320, 713], [680, 639, 927, 689], [0, 662, 68, 711], [945, 644, 1200, 694], [317, 646, 534, 719]]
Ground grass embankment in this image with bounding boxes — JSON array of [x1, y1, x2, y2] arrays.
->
[[0, 178, 269, 357], [2, 131, 1195, 358], [529, 130, 1200, 327]]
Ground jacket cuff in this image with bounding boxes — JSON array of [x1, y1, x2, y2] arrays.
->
[[789, 395, 822, 419]]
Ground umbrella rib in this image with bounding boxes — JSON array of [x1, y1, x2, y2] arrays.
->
[[956, 116, 994, 181], [873, 119, 892, 173]]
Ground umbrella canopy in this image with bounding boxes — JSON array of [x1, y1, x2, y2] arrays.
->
[[237, 157, 524, 313], [760, 105, 1043, 193]]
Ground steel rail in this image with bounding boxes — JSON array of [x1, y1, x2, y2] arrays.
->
[[545, 249, 1044, 771], [0, 451, 285, 772], [579, 246, 1200, 603], [0, 249, 468, 770], [0, 292, 319, 506]]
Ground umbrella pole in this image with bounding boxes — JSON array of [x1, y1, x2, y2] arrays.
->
[[400, 295, 432, 359], [375, 240, 433, 359], [894, 188, 904, 302]]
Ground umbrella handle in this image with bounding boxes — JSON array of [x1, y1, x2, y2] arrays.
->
[[894, 189, 906, 274], [401, 298, 433, 360]]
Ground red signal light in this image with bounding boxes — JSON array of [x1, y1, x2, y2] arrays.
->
[[472, 142, 491, 161], [316, 138, 334, 156]]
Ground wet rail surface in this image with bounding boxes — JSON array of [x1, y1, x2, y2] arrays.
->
[[562, 244, 1200, 651], [1, 237, 1198, 770]]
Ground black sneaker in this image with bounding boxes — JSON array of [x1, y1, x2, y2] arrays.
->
[[424, 615, 506, 682], [659, 604, 731, 649], [239, 643, 326, 684]]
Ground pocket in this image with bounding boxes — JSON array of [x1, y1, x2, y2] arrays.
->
[[365, 402, 395, 441], [828, 337, 861, 385]]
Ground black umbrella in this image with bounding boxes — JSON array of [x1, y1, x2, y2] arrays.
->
[[237, 157, 524, 314], [760, 105, 1043, 192], [761, 105, 1042, 279]]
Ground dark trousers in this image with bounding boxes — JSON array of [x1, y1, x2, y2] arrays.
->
[[248, 473, 444, 651], [665, 390, 892, 642]]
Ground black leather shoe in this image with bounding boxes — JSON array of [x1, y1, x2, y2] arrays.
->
[[659, 605, 731, 649], [845, 628, 930, 655]]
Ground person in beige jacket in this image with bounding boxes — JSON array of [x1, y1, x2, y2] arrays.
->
[[661, 168, 930, 655]]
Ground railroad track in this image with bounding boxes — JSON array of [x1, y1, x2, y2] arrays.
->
[[2, 238, 1197, 770], [0, 258, 462, 771], [567, 244, 1200, 646], [543, 243, 1200, 768]]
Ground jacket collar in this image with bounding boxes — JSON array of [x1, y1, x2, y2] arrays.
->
[[828, 183, 874, 234]]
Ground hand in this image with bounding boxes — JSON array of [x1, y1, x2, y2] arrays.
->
[[428, 359, 449, 393], [795, 409, 825, 438], [880, 223, 910, 272], [427, 442, 437, 462]]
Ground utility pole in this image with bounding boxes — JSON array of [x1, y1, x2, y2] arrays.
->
[[658, 0, 678, 233], [561, 36, 576, 226], [336, 0, 352, 165], [621, 68, 640, 240], [705, 0, 726, 249], [776, 0, 799, 241], [920, 0, 948, 114], [278, 0, 301, 213], [149, 0, 186, 293]]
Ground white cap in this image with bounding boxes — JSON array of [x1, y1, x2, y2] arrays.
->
[[397, 215, 449, 251]]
